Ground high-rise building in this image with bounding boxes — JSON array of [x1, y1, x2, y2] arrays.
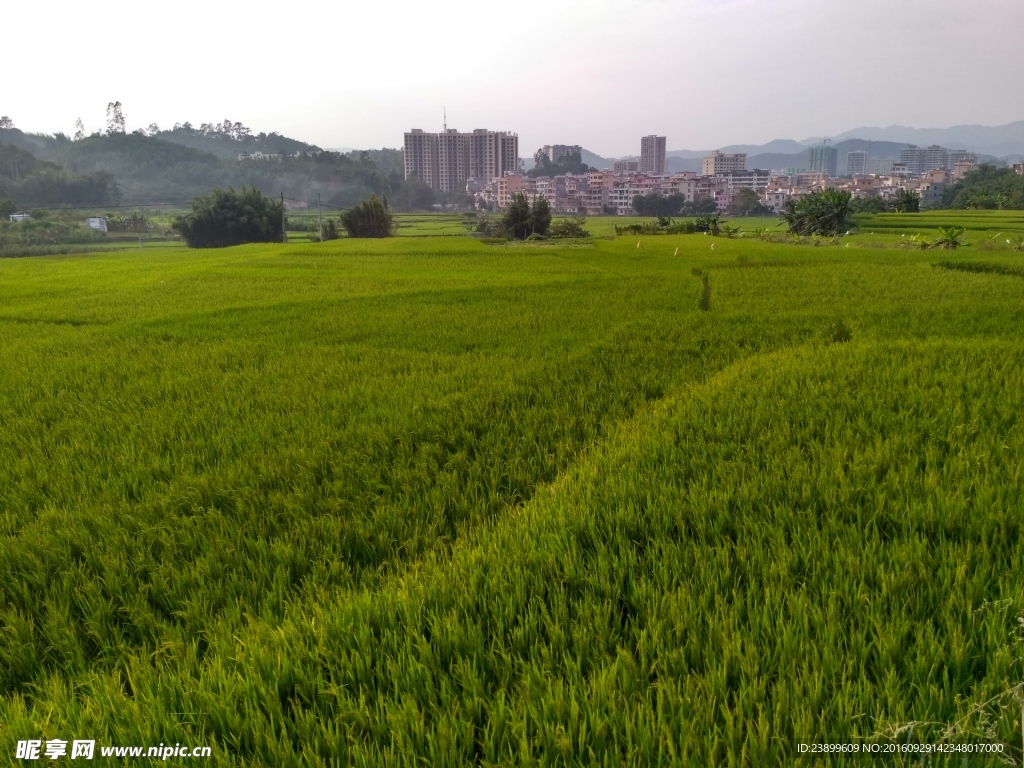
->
[[808, 144, 838, 177], [640, 135, 667, 175], [846, 150, 868, 176], [405, 127, 519, 193], [437, 129, 468, 195], [701, 150, 747, 176], [404, 129, 439, 189], [899, 145, 951, 174], [948, 149, 977, 166], [613, 160, 639, 174]]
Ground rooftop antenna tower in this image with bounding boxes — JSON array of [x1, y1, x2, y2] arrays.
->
[[444, 107, 447, 132]]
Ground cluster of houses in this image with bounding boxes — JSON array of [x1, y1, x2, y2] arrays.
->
[[474, 147, 992, 216]]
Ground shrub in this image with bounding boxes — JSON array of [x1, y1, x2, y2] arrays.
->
[[933, 226, 968, 250], [340, 194, 395, 238], [172, 187, 284, 248], [694, 214, 723, 236], [549, 217, 591, 239]]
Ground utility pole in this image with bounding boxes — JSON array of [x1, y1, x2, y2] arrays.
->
[[281, 192, 287, 243], [318, 193, 323, 242]]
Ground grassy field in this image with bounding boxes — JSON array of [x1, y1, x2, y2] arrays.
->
[[2, 228, 1024, 765]]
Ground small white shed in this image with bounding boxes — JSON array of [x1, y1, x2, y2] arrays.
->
[[85, 216, 108, 233], [9, 211, 31, 222]]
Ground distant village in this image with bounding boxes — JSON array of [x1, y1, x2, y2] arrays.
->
[[403, 127, 1024, 215]]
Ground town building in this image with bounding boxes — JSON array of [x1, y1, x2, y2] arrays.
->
[[8, 211, 31, 222], [761, 190, 790, 212], [951, 160, 977, 181], [613, 159, 639, 174], [640, 135, 667, 175], [846, 150, 868, 176], [808, 144, 837, 177], [702, 150, 746, 176], [891, 162, 912, 178], [919, 182, 945, 205], [713, 168, 771, 190]]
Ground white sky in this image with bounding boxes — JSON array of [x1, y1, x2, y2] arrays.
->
[[6, 0, 1023, 157]]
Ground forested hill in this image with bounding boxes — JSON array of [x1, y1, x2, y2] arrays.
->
[[0, 126, 431, 210], [0, 138, 119, 207], [154, 122, 320, 159]]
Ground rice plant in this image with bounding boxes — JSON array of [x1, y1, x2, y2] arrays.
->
[[2, 226, 1024, 765]]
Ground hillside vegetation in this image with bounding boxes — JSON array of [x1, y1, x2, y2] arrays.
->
[[1, 233, 1024, 765], [0, 127, 423, 210]]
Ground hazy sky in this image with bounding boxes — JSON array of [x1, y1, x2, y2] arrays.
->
[[6, 0, 1023, 156]]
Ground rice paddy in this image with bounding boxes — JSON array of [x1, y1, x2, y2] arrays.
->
[[2, 225, 1024, 765]]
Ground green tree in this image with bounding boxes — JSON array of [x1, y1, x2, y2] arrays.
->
[[171, 186, 284, 248], [782, 189, 852, 236], [692, 196, 719, 214], [403, 177, 436, 211], [527, 149, 594, 178], [105, 102, 126, 135], [850, 196, 887, 214], [501, 193, 533, 239], [730, 187, 770, 216], [891, 189, 920, 213], [632, 192, 686, 217], [0, 117, 13, 130], [530, 197, 552, 237], [340, 194, 395, 238], [943, 165, 1024, 210]]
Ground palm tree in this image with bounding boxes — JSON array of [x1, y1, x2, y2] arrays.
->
[[782, 189, 852, 236], [891, 189, 920, 213]]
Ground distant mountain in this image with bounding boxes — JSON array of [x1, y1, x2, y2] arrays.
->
[[665, 139, 807, 160], [829, 121, 1024, 156], [666, 157, 702, 173], [581, 148, 614, 170]]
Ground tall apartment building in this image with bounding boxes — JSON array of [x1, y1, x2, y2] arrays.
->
[[899, 145, 951, 174], [701, 150, 746, 176], [404, 127, 519, 193], [808, 144, 838, 177], [613, 159, 639, 174], [542, 144, 582, 163], [948, 149, 977, 166], [640, 135, 667, 175], [437, 129, 467, 195], [846, 150, 868, 176], [404, 129, 439, 188]]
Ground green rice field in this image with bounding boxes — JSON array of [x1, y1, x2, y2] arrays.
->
[[2, 224, 1024, 765]]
